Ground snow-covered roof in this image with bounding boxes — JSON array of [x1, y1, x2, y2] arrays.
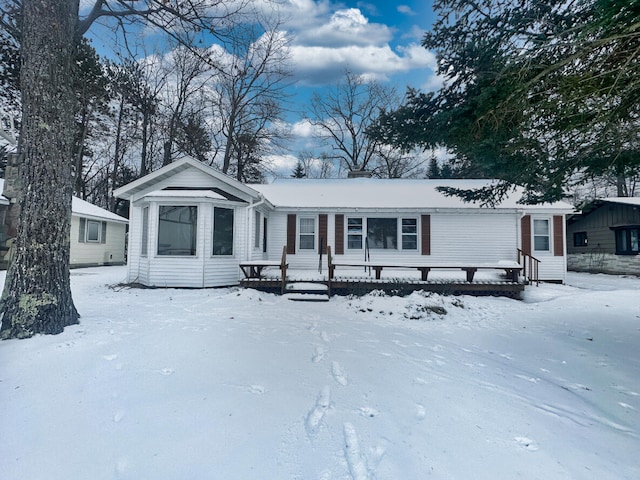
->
[[0, 179, 128, 223], [600, 197, 640, 207], [142, 190, 228, 201], [249, 178, 575, 212], [72, 197, 128, 224]]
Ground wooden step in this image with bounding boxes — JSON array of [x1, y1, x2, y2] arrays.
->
[[284, 282, 330, 302]]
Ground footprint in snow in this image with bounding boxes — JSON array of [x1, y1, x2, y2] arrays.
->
[[306, 386, 331, 435], [312, 346, 326, 363], [103, 354, 118, 361], [331, 361, 348, 386], [248, 385, 266, 394], [358, 406, 380, 418], [416, 404, 426, 420], [515, 436, 539, 451], [160, 368, 175, 376], [113, 411, 125, 423]]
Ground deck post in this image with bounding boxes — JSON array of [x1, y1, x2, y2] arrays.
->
[[280, 245, 287, 294], [327, 246, 333, 296]]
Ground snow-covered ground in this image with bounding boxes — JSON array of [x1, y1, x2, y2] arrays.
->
[[0, 267, 638, 480]]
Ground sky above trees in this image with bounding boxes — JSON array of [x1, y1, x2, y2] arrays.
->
[[81, 1, 440, 176]]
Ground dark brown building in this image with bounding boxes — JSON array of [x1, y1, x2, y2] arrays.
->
[[566, 198, 640, 275]]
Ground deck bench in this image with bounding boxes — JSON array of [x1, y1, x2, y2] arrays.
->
[[328, 260, 522, 282], [239, 260, 287, 279]]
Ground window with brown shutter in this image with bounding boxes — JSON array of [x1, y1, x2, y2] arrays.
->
[[553, 215, 564, 256], [318, 214, 328, 254], [521, 215, 531, 255], [335, 214, 344, 254], [286, 214, 296, 254], [421, 214, 431, 255]]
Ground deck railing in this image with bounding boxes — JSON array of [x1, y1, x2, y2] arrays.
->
[[517, 248, 540, 286]]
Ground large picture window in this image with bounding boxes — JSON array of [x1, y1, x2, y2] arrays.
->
[[158, 205, 197, 256], [615, 227, 639, 255], [367, 218, 397, 249], [533, 219, 550, 252], [299, 217, 315, 250], [213, 207, 234, 256]]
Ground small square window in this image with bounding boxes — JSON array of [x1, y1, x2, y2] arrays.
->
[[573, 231, 587, 247]]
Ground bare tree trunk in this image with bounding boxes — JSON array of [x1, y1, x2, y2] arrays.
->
[[0, 0, 79, 339]]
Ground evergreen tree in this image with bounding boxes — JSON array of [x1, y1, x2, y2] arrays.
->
[[291, 161, 306, 178]]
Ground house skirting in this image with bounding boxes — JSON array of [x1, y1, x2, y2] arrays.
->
[[567, 252, 640, 276]]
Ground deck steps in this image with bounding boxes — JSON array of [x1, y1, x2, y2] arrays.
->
[[284, 282, 330, 302]]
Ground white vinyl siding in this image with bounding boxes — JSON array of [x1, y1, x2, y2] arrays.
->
[[70, 216, 126, 267]]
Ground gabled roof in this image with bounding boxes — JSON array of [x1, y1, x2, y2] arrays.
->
[[249, 178, 575, 212], [0, 179, 128, 223], [72, 197, 128, 224], [113, 156, 262, 202]]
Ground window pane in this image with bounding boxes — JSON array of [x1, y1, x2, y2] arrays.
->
[[86, 221, 100, 242], [533, 219, 549, 235], [616, 229, 627, 253], [158, 206, 197, 256], [300, 218, 315, 234], [141, 207, 149, 256], [348, 235, 362, 249], [213, 207, 234, 256], [631, 229, 639, 252], [401, 218, 417, 250], [402, 218, 417, 234], [367, 218, 397, 249], [347, 218, 362, 249], [300, 235, 315, 249], [534, 236, 549, 251], [299, 218, 315, 250]]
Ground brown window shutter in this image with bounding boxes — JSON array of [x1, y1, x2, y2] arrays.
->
[[521, 215, 531, 255], [286, 214, 296, 254], [421, 214, 431, 255], [553, 215, 564, 256], [318, 214, 328, 254], [335, 214, 344, 255]]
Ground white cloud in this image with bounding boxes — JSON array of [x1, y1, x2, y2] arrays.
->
[[397, 5, 416, 16], [291, 42, 437, 86]]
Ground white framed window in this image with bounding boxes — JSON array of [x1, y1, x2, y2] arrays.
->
[[347, 217, 363, 249], [299, 217, 315, 250], [401, 218, 418, 250], [533, 218, 550, 252], [213, 207, 234, 256], [141, 207, 149, 256], [79, 218, 106, 244], [86, 220, 101, 242], [157, 205, 197, 256]]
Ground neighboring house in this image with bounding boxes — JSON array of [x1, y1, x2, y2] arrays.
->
[[114, 156, 574, 288], [0, 179, 128, 268], [566, 197, 640, 275]]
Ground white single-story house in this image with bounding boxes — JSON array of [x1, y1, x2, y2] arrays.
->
[[0, 179, 128, 268], [114, 157, 575, 288]]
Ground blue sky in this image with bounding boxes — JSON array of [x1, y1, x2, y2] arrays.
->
[[84, 0, 440, 175]]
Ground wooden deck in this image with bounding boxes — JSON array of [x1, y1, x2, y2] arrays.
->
[[240, 270, 525, 299], [239, 246, 528, 299]]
